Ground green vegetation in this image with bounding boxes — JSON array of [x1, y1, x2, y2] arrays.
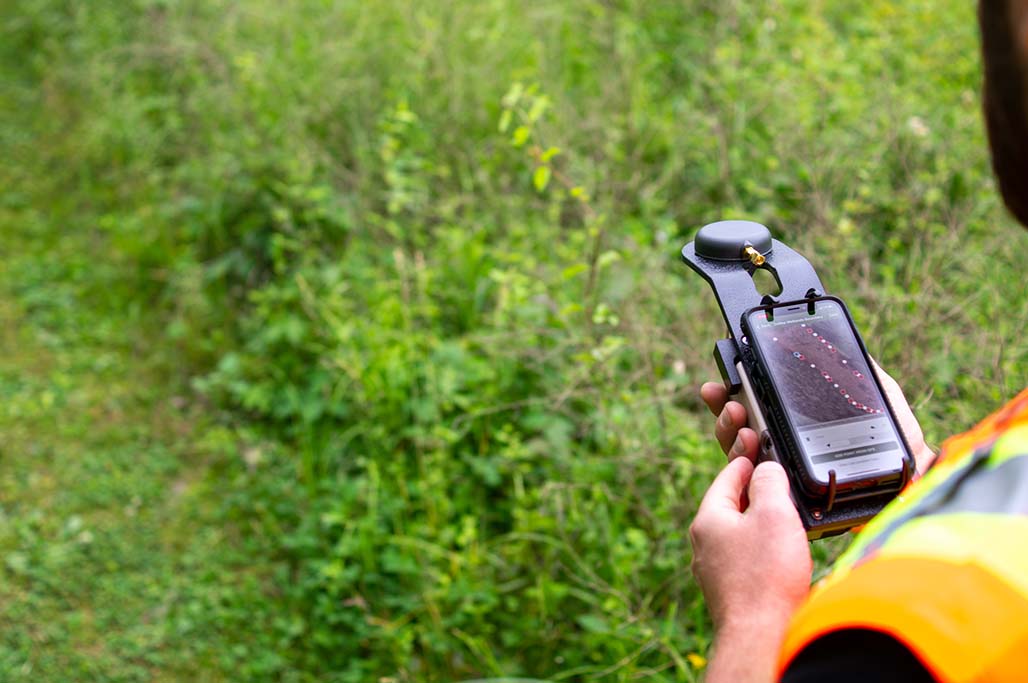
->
[[1, 0, 1025, 681]]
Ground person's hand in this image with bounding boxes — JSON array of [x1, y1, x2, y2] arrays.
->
[[689, 457, 812, 682], [690, 363, 933, 682], [871, 362, 937, 476], [699, 360, 936, 476]]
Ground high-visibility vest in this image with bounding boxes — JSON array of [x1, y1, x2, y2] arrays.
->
[[778, 388, 1028, 683]]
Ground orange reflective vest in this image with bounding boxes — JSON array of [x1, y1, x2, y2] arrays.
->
[[778, 388, 1028, 683]]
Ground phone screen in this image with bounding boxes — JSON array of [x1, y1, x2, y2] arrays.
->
[[747, 299, 905, 484]]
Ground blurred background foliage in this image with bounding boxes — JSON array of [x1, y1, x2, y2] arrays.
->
[[0, 0, 1025, 681]]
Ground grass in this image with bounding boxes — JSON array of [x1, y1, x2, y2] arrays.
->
[[0, 219, 194, 678], [1, 0, 1027, 681]]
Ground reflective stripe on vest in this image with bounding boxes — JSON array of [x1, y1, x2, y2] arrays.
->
[[778, 388, 1028, 683]]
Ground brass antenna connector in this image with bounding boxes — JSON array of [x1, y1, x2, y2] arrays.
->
[[743, 245, 766, 267]]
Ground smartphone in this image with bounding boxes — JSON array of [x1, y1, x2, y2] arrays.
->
[[741, 296, 913, 499]]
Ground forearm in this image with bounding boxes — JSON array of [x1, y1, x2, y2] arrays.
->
[[704, 617, 788, 683]]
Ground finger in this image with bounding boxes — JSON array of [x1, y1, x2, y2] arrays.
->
[[727, 427, 760, 463], [869, 361, 933, 473], [747, 461, 794, 514], [870, 359, 902, 401], [700, 382, 729, 416], [697, 456, 755, 516], [870, 360, 914, 420], [715, 401, 749, 454]]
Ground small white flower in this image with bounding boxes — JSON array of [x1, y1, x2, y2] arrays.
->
[[907, 116, 929, 138]]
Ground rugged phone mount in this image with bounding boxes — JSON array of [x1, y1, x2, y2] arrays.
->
[[681, 220, 909, 540]]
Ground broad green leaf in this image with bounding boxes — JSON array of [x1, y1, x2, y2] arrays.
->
[[498, 109, 512, 133], [511, 125, 530, 147], [533, 165, 551, 192]]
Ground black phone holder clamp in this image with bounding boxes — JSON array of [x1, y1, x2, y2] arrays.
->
[[681, 220, 910, 540]]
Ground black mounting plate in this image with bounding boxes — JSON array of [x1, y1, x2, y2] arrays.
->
[[681, 222, 825, 346], [680, 220, 895, 540]]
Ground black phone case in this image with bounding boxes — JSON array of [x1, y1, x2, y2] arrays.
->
[[739, 296, 912, 502]]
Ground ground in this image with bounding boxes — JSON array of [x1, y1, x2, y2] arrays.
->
[[0, 217, 228, 680]]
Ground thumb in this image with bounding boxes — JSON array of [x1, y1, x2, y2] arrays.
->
[[697, 456, 755, 516], [747, 461, 793, 513]]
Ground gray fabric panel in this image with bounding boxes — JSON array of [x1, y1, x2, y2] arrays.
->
[[854, 444, 1028, 563]]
